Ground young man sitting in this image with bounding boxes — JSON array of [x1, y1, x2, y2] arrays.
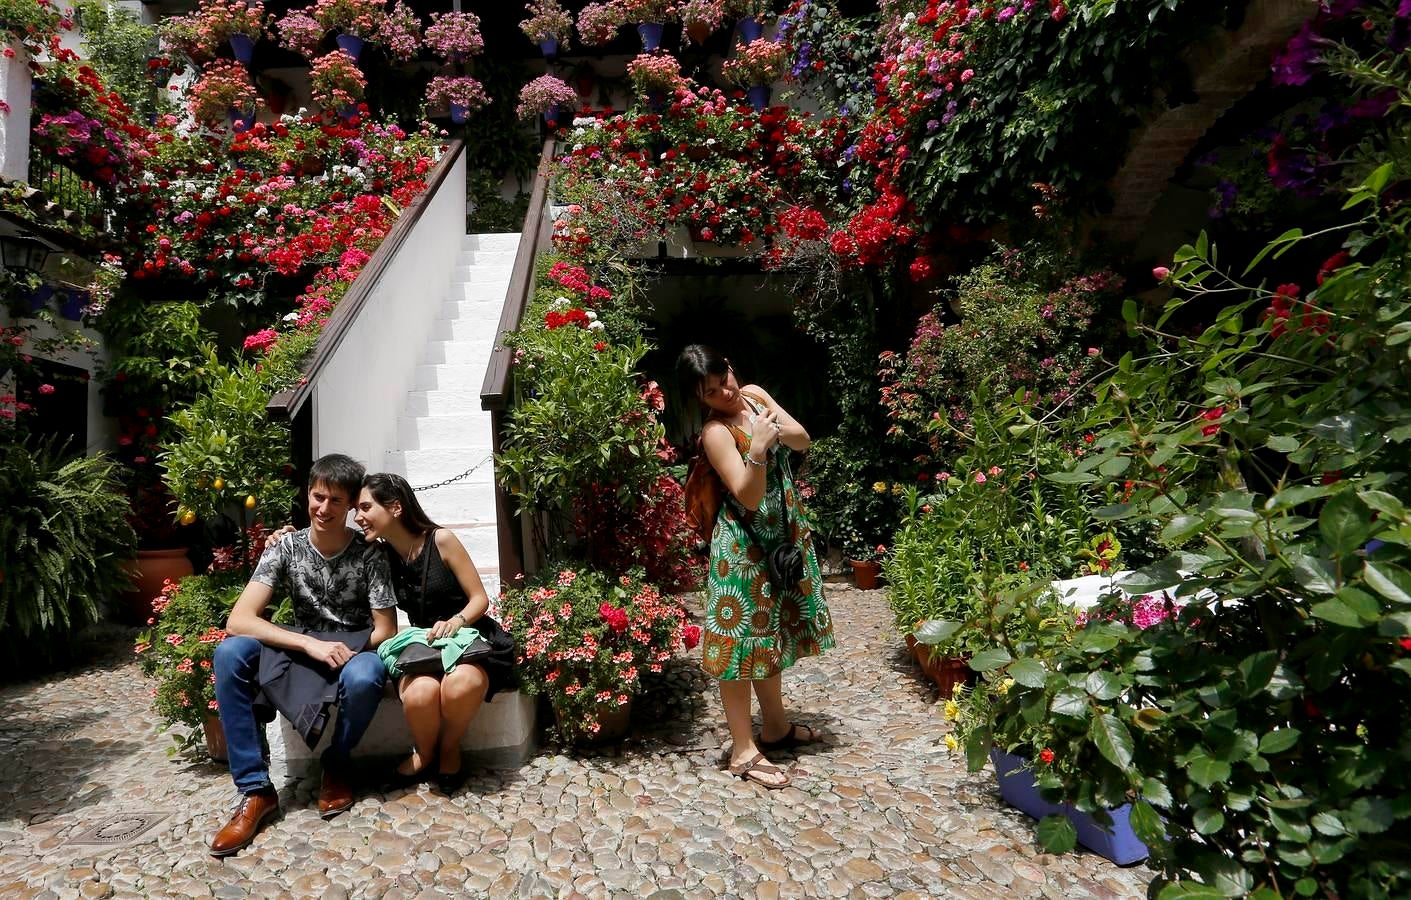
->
[[209, 453, 398, 857]]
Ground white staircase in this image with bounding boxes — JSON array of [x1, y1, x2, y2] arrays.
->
[[384, 232, 517, 598]]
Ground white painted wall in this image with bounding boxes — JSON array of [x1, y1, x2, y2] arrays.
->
[[311, 148, 467, 472], [0, 43, 31, 183]]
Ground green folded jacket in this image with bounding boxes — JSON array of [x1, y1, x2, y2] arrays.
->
[[377, 626, 486, 679]]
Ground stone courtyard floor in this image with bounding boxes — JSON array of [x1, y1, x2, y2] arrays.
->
[[0, 583, 1154, 899]]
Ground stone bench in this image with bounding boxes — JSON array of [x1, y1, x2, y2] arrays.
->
[[269, 683, 537, 777]]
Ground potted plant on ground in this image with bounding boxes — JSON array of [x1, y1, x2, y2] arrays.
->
[[520, 0, 573, 57], [308, 49, 365, 116], [845, 536, 885, 589], [423, 9, 484, 62], [134, 534, 264, 758], [427, 74, 489, 124], [515, 74, 576, 128], [498, 565, 689, 744], [575, 2, 623, 47]]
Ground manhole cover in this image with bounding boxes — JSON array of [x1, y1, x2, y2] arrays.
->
[[66, 812, 169, 847]]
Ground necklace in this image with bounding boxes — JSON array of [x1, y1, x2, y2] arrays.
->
[[403, 534, 426, 564]]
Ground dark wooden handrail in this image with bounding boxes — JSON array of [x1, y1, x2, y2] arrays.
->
[[479, 138, 556, 412], [266, 139, 466, 421]]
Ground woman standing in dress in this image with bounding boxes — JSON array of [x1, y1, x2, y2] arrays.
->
[[676, 344, 835, 789], [353, 474, 515, 792]]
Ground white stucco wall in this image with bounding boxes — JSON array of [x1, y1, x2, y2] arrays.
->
[[0, 43, 31, 183], [311, 148, 467, 471]]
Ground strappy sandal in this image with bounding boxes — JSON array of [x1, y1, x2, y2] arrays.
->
[[728, 752, 791, 790], [758, 722, 819, 752]]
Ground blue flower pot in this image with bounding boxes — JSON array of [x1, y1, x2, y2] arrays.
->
[[28, 284, 53, 314], [539, 37, 559, 57], [228, 107, 255, 133], [738, 17, 764, 41], [336, 33, 364, 60], [637, 22, 664, 51], [59, 289, 86, 321], [747, 84, 771, 111], [228, 33, 254, 64], [645, 91, 666, 113], [449, 103, 469, 124], [990, 749, 1150, 866], [542, 105, 564, 129]]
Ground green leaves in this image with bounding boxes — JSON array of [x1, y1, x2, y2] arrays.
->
[[968, 647, 1013, 672], [1319, 493, 1371, 556], [1089, 713, 1135, 770], [1035, 814, 1077, 853], [1258, 728, 1300, 755], [1007, 657, 1047, 688], [1363, 561, 1411, 605], [1185, 750, 1232, 788]]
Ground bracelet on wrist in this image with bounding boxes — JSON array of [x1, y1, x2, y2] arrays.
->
[[745, 455, 767, 467]]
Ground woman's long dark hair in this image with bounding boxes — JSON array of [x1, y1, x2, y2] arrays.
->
[[675, 343, 731, 405], [362, 473, 439, 536]]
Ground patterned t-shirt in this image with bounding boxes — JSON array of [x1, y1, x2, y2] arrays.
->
[[250, 528, 397, 632]]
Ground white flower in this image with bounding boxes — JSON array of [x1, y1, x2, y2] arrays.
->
[[585, 310, 598, 321], [552, 296, 570, 307], [587, 320, 605, 331], [283, 312, 300, 323]]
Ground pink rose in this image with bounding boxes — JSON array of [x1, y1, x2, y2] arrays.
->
[[1152, 266, 1171, 281]]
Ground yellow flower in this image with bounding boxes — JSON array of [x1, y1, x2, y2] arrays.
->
[[951, 682, 965, 698], [998, 678, 1014, 696], [944, 734, 958, 751], [872, 481, 887, 493], [890, 483, 903, 496], [944, 700, 960, 721]]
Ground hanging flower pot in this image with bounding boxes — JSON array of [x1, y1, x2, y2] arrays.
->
[[637, 22, 665, 51], [335, 33, 365, 60], [685, 21, 712, 44], [737, 16, 763, 41], [539, 37, 559, 57], [227, 106, 256, 133], [228, 33, 255, 64], [645, 90, 667, 113], [58, 289, 86, 321], [449, 102, 469, 124], [542, 104, 565, 129], [746, 83, 771, 111], [338, 103, 360, 122]]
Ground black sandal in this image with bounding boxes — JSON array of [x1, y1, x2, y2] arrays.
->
[[728, 752, 791, 790], [758, 722, 819, 752]]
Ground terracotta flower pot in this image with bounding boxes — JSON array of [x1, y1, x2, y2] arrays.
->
[[918, 646, 971, 698], [849, 559, 881, 589], [685, 20, 712, 43], [555, 695, 633, 744], [118, 548, 193, 624], [203, 714, 229, 763]]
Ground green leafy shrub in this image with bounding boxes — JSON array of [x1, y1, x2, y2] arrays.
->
[[0, 441, 137, 665]]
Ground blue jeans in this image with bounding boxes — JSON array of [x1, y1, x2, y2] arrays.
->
[[213, 636, 387, 794]]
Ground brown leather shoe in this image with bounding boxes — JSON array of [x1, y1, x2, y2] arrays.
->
[[318, 767, 354, 819], [209, 789, 279, 857]]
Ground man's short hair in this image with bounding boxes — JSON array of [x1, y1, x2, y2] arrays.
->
[[308, 454, 364, 500]]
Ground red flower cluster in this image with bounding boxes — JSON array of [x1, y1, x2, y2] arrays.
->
[[545, 307, 591, 329], [1262, 282, 1329, 339], [577, 474, 702, 592], [598, 602, 629, 632], [830, 184, 917, 267]]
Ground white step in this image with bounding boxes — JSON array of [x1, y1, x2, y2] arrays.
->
[[460, 249, 516, 267], [441, 285, 510, 308], [404, 390, 486, 417], [413, 363, 489, 392], [451, 264, 514, 283], [396, 414, 494, 451], [386, 448, 498, 487], [414, 482, 499, 525], [464, 233, 519, 251], [421, 338, 496, 366], [438, 317, 504, 342]]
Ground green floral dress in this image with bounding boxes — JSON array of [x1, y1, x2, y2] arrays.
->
[[702, 411, 835, 681]]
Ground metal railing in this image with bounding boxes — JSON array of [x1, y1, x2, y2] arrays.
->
[[479, 138, 557, 581], [25, 157, 113, 230]]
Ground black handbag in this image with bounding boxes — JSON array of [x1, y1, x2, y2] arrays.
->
[[727, 468, 805, 593]]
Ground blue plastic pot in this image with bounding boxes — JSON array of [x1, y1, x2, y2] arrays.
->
[[59, 289, 86, 321], [336, 33, 364, 60], [747, 84, 771, 111], [990, 748, 1150, 866], [228, 107, 255, 133], [228, 33, 255, 64], [539, 37, 559, 57], [637, 22, 664, 51], [449, 103, 469, 124], [737, 17, 763, 41]]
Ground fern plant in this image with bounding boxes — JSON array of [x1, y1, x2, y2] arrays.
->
[[0, 440, 137, 662]]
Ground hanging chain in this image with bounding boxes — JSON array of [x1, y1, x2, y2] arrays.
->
[[411, 454, 494, 493]]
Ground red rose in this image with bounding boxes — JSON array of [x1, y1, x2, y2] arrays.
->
[[1039, 748, 1055, 764], [683, 624, 701, 649]]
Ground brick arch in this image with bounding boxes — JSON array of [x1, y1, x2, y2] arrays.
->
[[1101, 0, 1317, 239]]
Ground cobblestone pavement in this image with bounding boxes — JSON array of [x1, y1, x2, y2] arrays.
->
[[0, 583, 1153, 898]]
